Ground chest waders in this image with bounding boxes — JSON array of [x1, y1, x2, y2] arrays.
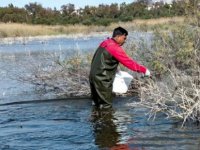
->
[[89, 47, 119, 107]]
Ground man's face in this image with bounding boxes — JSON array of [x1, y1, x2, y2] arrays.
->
[[115, 34, 127, 46]]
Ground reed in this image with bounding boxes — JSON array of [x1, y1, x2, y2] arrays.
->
[[109, 17, 185, 31], [0, 23, 112, 38], [0, 17, 185, 38], [0, 23, 55, 37]]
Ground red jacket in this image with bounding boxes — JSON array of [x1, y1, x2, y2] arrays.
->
[[100, 38, 147, 74]]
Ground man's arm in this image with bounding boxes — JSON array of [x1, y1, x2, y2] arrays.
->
[[105, 44, 147, 74]]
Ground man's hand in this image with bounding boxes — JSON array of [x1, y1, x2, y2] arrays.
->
[[144, 69, 151, 77]]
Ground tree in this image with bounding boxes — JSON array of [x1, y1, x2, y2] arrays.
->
[[61, 3, 75, 15], [25, 2, 45, 23], [0, 4, 27, 23], [109, 3, 120, 18]]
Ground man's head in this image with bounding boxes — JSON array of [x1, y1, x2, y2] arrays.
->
[[112, 27, 128, 46]]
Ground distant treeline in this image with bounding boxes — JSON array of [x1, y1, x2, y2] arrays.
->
[[0, 0, 196, 26]]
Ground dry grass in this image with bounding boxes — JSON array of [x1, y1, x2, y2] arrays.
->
[[128, 66, 200, 127], [0, 23, 55, 37], [109, 17, 185, 31], [132, 17, 185, 25], [0, 23, 111, 38], [0, 17, 185, 38]]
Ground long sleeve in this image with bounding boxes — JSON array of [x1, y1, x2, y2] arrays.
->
[[100, 39, 147, 74]]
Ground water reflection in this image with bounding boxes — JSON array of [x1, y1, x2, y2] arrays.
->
[[91, 108, 120, 149], [90, 107, 138, 150]]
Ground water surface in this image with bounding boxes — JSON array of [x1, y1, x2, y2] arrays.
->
[[0, 33, 200, 150], [0, 97, 200, 150]]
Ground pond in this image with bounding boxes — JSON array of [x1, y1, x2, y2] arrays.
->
[[1, 97, 200, 150], [0, 32, 200, 150]]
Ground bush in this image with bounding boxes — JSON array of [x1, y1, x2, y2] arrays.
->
[[82, 19, 93, 26], [128, 17, 200, 125], [94, 18, 112, 26]]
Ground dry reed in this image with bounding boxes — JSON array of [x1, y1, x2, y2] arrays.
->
[[127, 65, 200, 127], [0, 17, 185, 38]]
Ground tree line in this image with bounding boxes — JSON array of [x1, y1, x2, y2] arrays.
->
[[0, 0, 197, 26]]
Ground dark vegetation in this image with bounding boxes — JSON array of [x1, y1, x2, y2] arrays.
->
[[0, 0, 195, 26]]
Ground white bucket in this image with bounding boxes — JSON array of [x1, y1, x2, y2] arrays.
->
[[112, 71, 133, 94]]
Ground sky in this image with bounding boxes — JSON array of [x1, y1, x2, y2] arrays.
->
[[0, 0, 172, 9], [0, 0, 135, 9]]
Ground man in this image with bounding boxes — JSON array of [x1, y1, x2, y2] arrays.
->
[[89, 27, 150, 109]]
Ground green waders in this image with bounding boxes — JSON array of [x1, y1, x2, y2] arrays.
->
[[89, 47, 119, 107]]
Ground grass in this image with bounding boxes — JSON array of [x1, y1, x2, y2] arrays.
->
[[0, 17, 185, 38], [110, 16, 185, 31]]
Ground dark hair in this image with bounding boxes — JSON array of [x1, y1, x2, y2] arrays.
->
[[112, 27, 128, 37]]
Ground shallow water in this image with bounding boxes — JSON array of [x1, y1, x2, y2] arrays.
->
[[0, 32, 152, 104], [1, 33, 200, 150], [0, 34, 107, 104], [0, 97, 200, 150]]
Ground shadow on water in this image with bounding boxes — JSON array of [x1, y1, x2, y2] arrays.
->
[[1, 97, 200, 150], [90, 108, 120, 149]]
